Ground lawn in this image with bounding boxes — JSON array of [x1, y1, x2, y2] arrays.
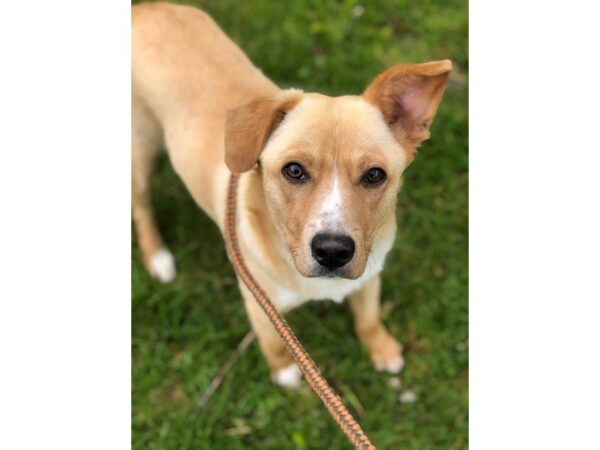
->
[[132, 1, 468, 449]]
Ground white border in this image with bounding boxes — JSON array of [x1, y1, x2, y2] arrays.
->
[[0, 1, 131, 449], [470, 0, 600, 448]]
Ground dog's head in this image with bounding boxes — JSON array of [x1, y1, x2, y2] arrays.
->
[[225, 61, 451, 279]]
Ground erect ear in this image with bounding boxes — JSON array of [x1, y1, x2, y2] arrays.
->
[[363, 60, 452, 152], [224, 90, 303, 173]]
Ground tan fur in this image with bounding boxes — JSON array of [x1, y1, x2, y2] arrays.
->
[[225, 91, 303, 173], [132, 2, 450, 382], [349, 275, 403, 372]]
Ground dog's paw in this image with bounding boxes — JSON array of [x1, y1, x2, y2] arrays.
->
[[272, 363, 302, 388], [371, 335, 404, 374], [149, 248, 176, 283]]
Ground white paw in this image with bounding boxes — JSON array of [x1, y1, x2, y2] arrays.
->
[[272, 363, 302, 388], [375, 355, 404, 374], [150, 248, 176, 283]]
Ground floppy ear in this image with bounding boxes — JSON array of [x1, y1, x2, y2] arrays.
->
[[363, 60, 452, 152], [224, 90, 303, 173]]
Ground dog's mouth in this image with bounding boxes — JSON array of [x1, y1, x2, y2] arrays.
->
[[306, 264, 358, 280]]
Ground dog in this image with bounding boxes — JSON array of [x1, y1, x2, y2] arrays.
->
[[132, 2, 451, 388]]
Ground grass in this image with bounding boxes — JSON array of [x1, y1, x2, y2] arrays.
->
[[132, 0, 468, 448]]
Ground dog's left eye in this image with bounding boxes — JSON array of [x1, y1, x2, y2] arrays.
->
[[282, 162, 308, 183], [362, 167, 387, 186]]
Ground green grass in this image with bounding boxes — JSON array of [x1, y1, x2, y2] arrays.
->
[[132, 1, 468, 448]]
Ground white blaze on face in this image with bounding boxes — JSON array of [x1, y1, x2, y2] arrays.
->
[[313, 169, 345, 233]]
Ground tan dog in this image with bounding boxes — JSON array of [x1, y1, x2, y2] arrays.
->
[[132, 2, 451, 387]]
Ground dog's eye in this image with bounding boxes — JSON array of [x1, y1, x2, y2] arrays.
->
[[282, 163, 308, 183], [362, 167, 387, 186]]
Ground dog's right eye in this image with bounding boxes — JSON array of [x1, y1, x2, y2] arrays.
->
[[282, 163, 308, 183]]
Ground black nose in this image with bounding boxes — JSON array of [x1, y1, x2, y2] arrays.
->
[[311, 233, 355, 271]]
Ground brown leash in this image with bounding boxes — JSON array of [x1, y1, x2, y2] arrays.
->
[[224, 173, 377, 450]]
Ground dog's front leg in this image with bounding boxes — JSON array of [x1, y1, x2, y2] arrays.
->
[[239, 283, 302, 388], [349, 275, 404, 374]]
